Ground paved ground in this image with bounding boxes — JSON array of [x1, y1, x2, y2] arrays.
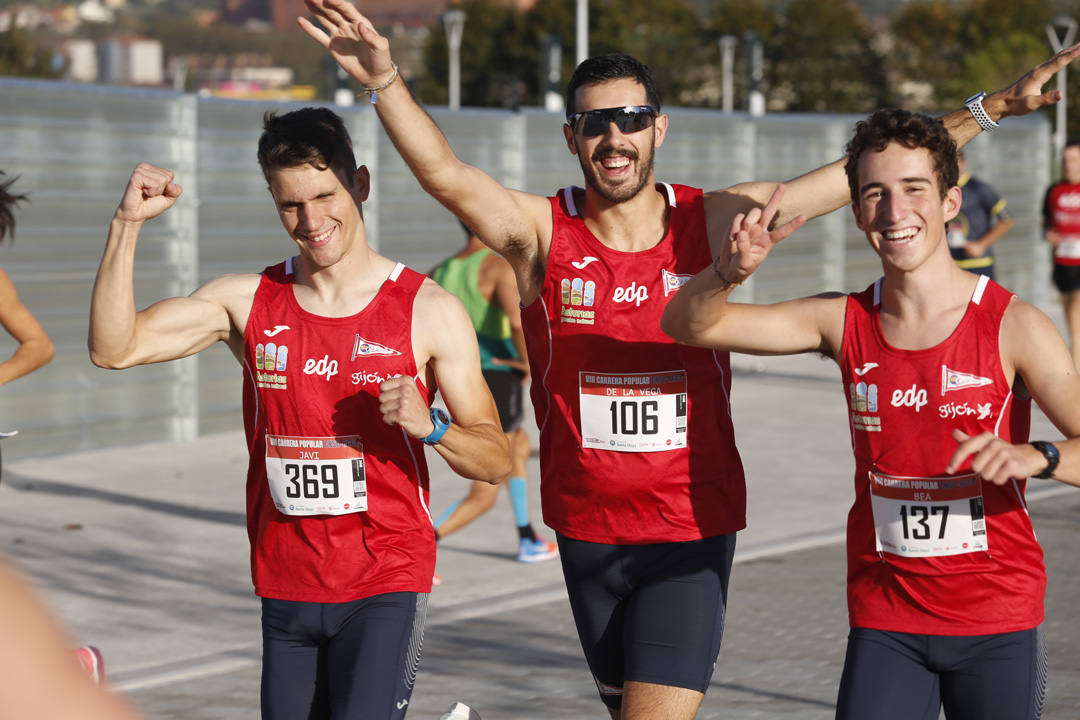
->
[[1, 351, 1077, 719]]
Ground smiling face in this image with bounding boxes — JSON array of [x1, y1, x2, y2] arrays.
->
[[852, 142, 961, 273], [268, 163, 369, 270], [562, 77, 668, 205]]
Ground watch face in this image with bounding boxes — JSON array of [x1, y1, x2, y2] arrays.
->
[[965, 92, 986, 105], [433, 409, 450, 425]]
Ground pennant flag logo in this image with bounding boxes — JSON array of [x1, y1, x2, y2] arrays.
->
[[941, 365, 992, 395], [352, 335, 401, 361], [662, 268, 692, 296]]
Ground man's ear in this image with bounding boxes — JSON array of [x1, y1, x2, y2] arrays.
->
[[653, 112, 669, 149], [352, 166, 370, 203], [563, 122, 579, 156], [942, 184, 962, 223]]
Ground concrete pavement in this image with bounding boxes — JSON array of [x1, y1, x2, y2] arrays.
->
[[1, 351, 1077, 718]]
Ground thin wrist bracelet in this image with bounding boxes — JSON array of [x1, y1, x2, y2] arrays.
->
[[361, 63, 399, 105]]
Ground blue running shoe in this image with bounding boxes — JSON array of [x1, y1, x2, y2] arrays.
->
[[517, 536, 558, 563]]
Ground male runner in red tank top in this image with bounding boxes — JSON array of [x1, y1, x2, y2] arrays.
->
[[300, 2, 1080, 717], [88, 108, 510, 719], [663, 109, 1080, 719]]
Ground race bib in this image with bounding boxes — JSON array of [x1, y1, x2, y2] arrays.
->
[[869, 471, 987, 558], [579, 370, 687, 452], [265, 434, 367, 516]]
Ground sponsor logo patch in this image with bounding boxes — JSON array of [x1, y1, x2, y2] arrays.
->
[[560, 277, 596, 324], [850, 381, 881, 432], [255, 343, 289, 389]]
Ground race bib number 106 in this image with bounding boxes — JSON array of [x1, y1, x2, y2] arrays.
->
[[579, 370, 687, 452], [265, 434, 367, 516]]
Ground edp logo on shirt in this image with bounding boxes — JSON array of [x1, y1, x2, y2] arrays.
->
[[304, 354, 339, 381]]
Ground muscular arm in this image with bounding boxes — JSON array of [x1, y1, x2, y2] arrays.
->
[[704, 42, 1080, 255], [0, 268, 53, 385], [663, 185, 846, 357], [89, 164, 250, 369], [300, 0, 552, 300], [948, 300, 1080, 486], [385, 282, 510, 483]]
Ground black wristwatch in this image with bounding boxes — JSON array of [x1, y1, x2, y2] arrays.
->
[[1030, 441, 1060, 479]]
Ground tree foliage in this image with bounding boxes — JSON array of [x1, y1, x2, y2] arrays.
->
[[0, 28, 63, 79], [769, 0, 889, 112]]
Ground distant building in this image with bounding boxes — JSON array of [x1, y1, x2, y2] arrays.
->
[[99, 36, 164, 86], [62, 37, 99, 82]]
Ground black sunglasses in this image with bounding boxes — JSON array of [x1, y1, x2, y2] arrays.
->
[[566, 105, 658, 138]]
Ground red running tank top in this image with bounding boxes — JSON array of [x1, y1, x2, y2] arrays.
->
[[520, 184, 746, 544], [1043, 180, 1080, 266], [242, 258, 435, 602], [840, 275, 1045, 635]]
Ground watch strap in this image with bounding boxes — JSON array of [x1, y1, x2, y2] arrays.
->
[[964, 92, 999, 132], [422, 408, 451, 446], [1030, 440, 1060, 479]]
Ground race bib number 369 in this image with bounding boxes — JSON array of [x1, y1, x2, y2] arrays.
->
[[869, 471, 987, 558], [579, 370, 687, 452], [265, 434, 367, 516]]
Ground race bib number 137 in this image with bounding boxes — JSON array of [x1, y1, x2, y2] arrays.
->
[[869, 471, 987, 558], [579, 370, 687, 452], [265, 434, 367, 516]]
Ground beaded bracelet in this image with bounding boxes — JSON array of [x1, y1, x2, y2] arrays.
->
[[362, 63, 399, 105]]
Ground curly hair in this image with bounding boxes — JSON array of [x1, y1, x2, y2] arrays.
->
[[564, 53, 662, 117], [844, 109, 958, 202], [0, 172, 29, 244], [257, 107, 357, 184]]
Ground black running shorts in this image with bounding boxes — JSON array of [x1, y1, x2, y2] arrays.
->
[[1052, 263, 1080, 294], [260, 592, 427, 720], [836, 626, 1046, 720], [482, 368, 525, 433], [556, 532, 736, 709]]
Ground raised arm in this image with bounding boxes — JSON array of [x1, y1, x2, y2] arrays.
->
[[379, 282, 510, 483], [0, 268, 53, 385], [299, 0, 552, 298], [704, 41, 1080, 255], [663, 185, 844, 356], [89, 163, 249, 369], [947, 300, 1080, 487]]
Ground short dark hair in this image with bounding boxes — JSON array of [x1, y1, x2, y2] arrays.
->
[[564, 53, 662, 117], [257, 107, 357, 184], [844, 109, 958, 202], [0, 172, 28, 244]]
